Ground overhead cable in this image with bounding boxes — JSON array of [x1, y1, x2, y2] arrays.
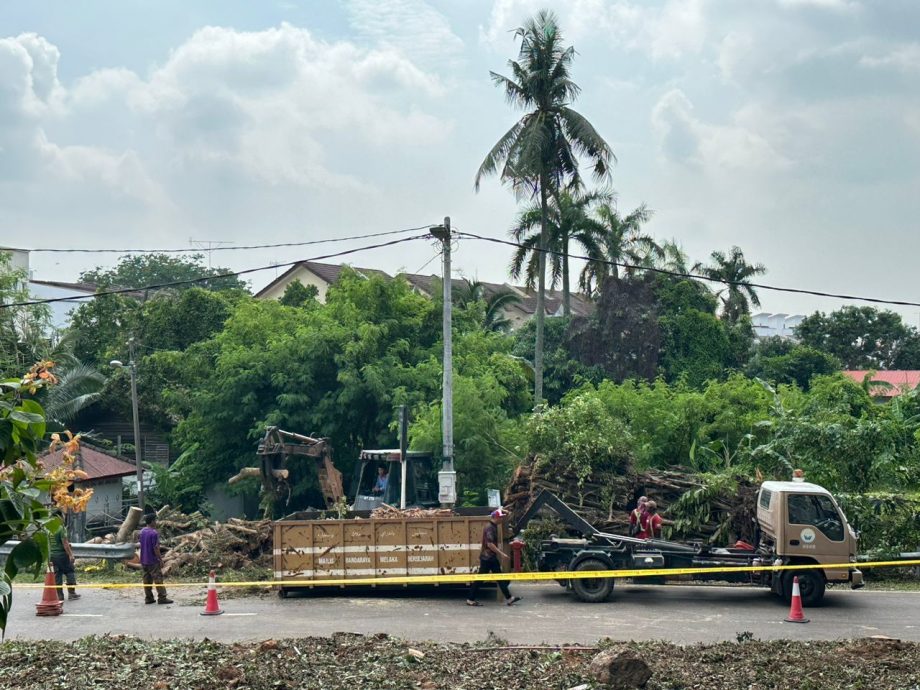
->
[[453, 230, 920, 309], [19, 225, 436, 254], [0, 234, 430, 310]]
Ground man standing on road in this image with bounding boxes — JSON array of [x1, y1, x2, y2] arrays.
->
[[466, 508, 521, 607], [49, 515, 80, 601], [139, 514, 173, 605]]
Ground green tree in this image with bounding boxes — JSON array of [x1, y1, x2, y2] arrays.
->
[[476, 10, 613, 404], [1, 364, 86, 638], [0, 252, 53, 378], [509, 189, 607, 315], [453, 281, 523, 333], [279, 281, 319, 308], [580, 202, 658, 295], [693, 247, 766, 325], [795, 306, 920, 369], [746, 341, 840, 390], [80, 253, 247, 293]]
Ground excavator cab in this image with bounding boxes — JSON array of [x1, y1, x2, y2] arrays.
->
[[352, 449, 439, 511]]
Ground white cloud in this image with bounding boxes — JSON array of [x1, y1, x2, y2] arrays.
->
[[1, 23, 452, 203], [652, 89, 792, 173], [345, 0, 464, 65], [860, 43, 920, 73], [480, 0, 706, 61]]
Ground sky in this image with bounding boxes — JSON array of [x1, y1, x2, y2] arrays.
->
[[1, 0, 919, 323]]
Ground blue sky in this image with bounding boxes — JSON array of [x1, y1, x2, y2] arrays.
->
[[2, 1, 919, 321]]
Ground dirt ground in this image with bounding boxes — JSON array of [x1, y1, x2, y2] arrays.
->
[[1, 634, 918, 690]]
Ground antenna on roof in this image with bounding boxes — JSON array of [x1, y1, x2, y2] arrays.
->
[[189, 239, 233, 268]]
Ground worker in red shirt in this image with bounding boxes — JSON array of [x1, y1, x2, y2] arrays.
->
[[637, 501, 673, 539], [628, 496, 648, 537]]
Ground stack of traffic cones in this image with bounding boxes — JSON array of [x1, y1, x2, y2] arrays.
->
[[35, 565, 64, 617], [784, 576, 810, 623], [200, 570, 224, 616]]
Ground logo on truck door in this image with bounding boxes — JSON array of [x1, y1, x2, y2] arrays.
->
[[800, 528, 816, 544]]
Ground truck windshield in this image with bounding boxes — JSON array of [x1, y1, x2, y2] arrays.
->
[[787, 494, 844, 541]]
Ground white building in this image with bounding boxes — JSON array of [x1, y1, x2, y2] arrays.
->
[[1, 246, 96, 330], [751, 312, 805, 340]]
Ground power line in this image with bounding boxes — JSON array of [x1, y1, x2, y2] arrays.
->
[[453, 230, 920, 309], [18, 225, 436, 254], [0, 235, 430, 310]]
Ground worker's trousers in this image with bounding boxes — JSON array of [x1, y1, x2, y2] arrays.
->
[[51, 554, 76, 601], [469, 557, 511, 601], [142, 563, 169, 602]]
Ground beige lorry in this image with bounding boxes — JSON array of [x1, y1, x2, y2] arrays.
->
[[532, 474, 864, 604]]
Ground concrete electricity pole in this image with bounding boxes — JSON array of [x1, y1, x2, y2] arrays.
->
[[110, 338, 145, 512], [430, 218, 456, 506]]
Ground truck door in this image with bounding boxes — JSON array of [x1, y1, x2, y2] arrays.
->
[[784, 493, 849, 575]]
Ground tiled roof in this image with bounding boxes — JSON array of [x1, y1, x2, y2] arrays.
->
[[39, 445, 137, 482], [843, 370, 920, 397], [254, 261, 392, 298], [30, 280, 99, 293]]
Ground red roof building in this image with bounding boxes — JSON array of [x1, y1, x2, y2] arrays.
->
[[39, 444, 137, 483], [842, 370, 920, 398]]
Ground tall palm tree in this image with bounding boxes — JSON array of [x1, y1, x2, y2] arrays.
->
[[579, 202, 658, 296], [41, 361, 106, 427], [509, 189, 608, 315], [475, 10, 613, 404], [693, 246, 767, 324]]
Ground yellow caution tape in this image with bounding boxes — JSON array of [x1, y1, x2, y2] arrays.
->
[[15, 559, 920, 590]]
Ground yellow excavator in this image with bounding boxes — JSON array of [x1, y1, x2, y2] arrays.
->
[[229, 426, 438, 517]]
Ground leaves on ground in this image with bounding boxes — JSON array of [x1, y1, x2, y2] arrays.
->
[[1, 634, 918, 689]]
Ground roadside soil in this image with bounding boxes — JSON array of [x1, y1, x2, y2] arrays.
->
[[1, 634, 917, 690]]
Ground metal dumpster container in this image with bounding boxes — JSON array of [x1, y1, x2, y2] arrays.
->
[[273, 515, 502, 591]]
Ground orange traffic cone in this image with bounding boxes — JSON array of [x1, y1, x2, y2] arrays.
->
[[784, 576, 810, 623], [35, 564, 64, 617], [200, 569, 223, 616]]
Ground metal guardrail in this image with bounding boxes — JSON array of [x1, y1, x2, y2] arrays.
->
[[0, 540, 136, 561]]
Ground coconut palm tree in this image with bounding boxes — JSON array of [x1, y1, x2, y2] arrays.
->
[[579, 202, 658, 296], [475, 10, 613, 403], [509, 189, 608, 315], [693, 246, 767, 324]]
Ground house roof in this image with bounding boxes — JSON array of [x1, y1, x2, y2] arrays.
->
[[255, 261, 392, 298], [843, 370, 920, 397], [39, 444, 137, 482], [29, 279, 98, 293]]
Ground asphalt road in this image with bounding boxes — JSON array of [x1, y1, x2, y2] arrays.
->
[[7, 582, 920, 644]]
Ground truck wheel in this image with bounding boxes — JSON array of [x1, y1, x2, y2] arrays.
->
[[571, 558, 615, 603], [278, 587, 288, 599], [783, 570, 825, 606]]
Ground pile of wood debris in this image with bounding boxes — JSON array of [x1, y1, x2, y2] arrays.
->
[[369, 504, 455, 519], [93, 505, 273, 577], [505, 455, 757, 544]]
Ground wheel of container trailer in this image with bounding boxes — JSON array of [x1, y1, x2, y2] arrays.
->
[[278, 587, 288, 599], [782, 569, 825, 606], [571, 558, 615, 603]]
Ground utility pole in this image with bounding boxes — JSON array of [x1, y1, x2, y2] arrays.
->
[[430, 217, 456, 507], [128, 338, 145, 512], [111, 339, 145, 512], [399, 405, 408, 510]]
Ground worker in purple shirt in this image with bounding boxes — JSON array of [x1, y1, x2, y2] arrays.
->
[[139, 514, 173, 605]]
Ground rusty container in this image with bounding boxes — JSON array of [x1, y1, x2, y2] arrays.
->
[[273, 515, 502, 590]]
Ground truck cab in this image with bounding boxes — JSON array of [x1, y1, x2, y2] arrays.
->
[[351, 449, 439, 511], [756, 479, 863, 601]]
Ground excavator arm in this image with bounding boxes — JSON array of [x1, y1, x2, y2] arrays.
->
[[229, 426, 345, 514]]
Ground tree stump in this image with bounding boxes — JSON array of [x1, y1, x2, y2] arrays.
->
[[588, 649, 651, 689]]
